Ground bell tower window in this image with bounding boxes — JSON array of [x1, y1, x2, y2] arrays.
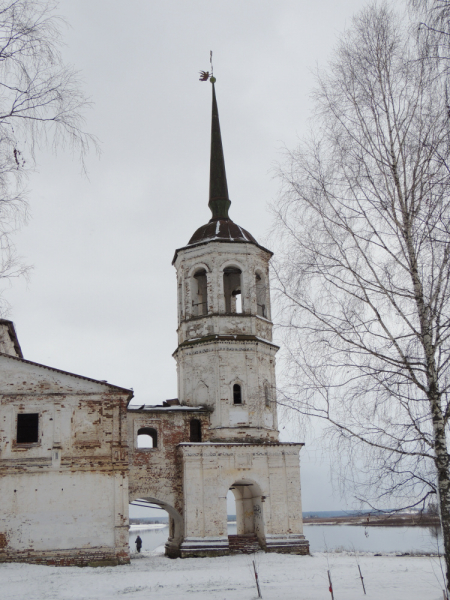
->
[[224, 267, 243, 314], [256, 273, 267, 318], [233, 384, 242, 405], [193, 269, 208, 316]]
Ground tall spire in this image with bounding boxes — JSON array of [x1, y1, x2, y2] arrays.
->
[[208, 81, 231, 220]]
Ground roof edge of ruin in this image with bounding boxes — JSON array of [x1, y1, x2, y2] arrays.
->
[[0, 352, 134, 398], [127, 405, 210, 413]]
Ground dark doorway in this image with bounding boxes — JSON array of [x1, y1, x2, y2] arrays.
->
[[190, 419, 202, 442]]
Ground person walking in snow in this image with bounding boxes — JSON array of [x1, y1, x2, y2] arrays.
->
[[135, 535, 142, 553]]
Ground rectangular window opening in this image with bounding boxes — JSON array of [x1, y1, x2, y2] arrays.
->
[[17, 413, 39, 444]]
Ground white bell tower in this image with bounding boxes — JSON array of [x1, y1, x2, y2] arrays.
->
[[173, 77, 308, 558], [173, 81, 279, 442]]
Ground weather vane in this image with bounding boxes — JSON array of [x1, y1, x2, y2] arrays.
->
[[199, 51, 216, 83]]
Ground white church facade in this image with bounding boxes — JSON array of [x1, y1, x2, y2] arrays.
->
[[0, 81, 309, 565]]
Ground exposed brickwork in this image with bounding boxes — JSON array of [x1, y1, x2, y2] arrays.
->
[[0, 548, 130, 566], [265, 544, 310, 555], [180, 548, 230, 558], [128, 408, 211, 515], [128, 407, 212, 557], [228, 534, 261, 554]]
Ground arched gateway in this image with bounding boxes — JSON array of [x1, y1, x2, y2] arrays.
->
[[127, 78, 309, 558]]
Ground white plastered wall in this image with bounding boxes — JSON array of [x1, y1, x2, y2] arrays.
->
[[176, 340, 278, 438], [1, 471, 127, 552], [180, 444, 304, 545], [0, 356, 131, 563]]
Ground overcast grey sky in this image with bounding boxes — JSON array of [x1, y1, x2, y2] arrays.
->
[[5, 0, 367, 513]]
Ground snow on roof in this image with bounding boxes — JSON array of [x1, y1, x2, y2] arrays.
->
[[178, 441, 304, 446], [128, 404, 208, 412]]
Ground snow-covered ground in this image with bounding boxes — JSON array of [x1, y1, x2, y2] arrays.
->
[[1, 548, 446, 600]]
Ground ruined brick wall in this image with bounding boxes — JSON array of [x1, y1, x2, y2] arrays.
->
[[128, 408, 211, 517], [0, 363, 131, 567]]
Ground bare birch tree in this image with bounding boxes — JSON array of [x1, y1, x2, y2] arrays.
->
[[272, 2, 450, 589], [0, 0, 96, 309], [410, 0, 450, 67]]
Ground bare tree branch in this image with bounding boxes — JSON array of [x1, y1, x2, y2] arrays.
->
[[272, 2, 450, 590], [0, 0, 97, 313]]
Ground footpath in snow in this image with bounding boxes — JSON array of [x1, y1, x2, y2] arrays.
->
[[0, 549, 447, 600]]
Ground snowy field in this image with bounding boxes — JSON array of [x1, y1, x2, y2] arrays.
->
[[1, 548, 447, 600]]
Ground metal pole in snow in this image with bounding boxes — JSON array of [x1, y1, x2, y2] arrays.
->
[[253, 560, 262, 598], [358, 564, 366, 594], [328, 570, 334, 600]]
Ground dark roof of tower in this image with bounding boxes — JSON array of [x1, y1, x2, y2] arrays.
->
[[173, 79, 272, 264], [188, 218, 257, 245]]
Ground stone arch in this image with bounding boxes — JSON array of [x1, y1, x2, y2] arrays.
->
[[187, 262, 211, 277], [189, 263, 211, 317], [129, 494, 184, 558], [221, 260, 245, 314], [224, 477, 267, 548], [255, 269, 268, 318], [137, 427, 158, 448], [219, 258, 246, 272]]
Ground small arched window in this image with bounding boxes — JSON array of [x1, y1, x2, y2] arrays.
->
[[264, 384, 271, 408], [233, 384, 242, 405], [193, 269, 208, 316], [190, 419, 202, 442], [224, 267, 243, 314], [137, 427, 158, 449], [256, 273, 267, 318]]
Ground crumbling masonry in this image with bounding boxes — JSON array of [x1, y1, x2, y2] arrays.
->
[[0, 81, 309, 565]]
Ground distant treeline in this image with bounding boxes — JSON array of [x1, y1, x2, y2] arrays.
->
[[131, 511, 424, 526]]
